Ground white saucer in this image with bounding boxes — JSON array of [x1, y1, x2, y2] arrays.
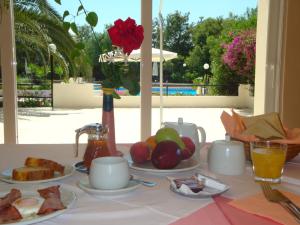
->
[[77, 177, 141, 196]]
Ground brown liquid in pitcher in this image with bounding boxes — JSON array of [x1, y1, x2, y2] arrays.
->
[[83, 139, 111, 169]]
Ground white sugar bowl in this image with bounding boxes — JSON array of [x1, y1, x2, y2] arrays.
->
[[89, 157, 130, 190], [208, 135, 245, 175]]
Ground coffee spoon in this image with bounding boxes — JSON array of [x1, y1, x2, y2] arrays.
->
[[130, 175, 156, 187]]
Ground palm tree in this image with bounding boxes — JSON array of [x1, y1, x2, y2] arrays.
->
[[14, 0, 77, 78]]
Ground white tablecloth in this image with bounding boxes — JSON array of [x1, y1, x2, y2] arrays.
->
[[0, 144, 300, 225]]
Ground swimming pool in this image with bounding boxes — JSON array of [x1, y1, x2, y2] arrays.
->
[[93, 84, 197, 96], [150, 87, 197, 95]]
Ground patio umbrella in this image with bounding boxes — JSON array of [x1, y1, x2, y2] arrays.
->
[[99, 47, 177, 62], [127, 48, 177, 62]]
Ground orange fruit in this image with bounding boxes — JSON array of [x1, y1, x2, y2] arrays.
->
[[145, 136, 157, 160]]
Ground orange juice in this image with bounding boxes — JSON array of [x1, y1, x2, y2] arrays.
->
[[251, 147, 286, 182]]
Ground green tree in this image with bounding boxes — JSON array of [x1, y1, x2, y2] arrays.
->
[[164, 11, 193, 56], [154, 11, 193, 83], [74, 25, 96, 81], [14, 0, 78, 79], [185, 18, 223, 82], [152, 18, 161, 48]]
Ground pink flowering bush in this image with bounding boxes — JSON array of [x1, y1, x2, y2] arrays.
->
[[222, 29, 256, 84]]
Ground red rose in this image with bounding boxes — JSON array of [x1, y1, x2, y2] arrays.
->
[[108, 19, 123, 47], [108, 17, 144, 55]]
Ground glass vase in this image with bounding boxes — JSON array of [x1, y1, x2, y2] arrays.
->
[[102, 88, 123, 156]]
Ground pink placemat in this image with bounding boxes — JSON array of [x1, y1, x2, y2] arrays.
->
[[169, 196, 282, 225], [229, 191, 300, 225]]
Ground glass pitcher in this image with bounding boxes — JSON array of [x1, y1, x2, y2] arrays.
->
[[75, 123, 111, 169]]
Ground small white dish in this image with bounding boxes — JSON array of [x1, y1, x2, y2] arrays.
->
[[0, 165, 75, 184], [168, 173, 229, 198], [208, 137, 245, 175], [130, 158, 200, 174], [77, 177, 141, 196]]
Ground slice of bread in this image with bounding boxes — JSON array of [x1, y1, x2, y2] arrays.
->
[[25, 157, 65, 175], [12, 167, 54, 181]]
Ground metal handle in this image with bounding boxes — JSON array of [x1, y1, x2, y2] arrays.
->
[[197, 126, 206, 146], [280, 202, 300, 223], [75, 128, 85, 157], [74, 123, 105, 157], [130, 175, 156, 187], [286, 201, 300, 217]]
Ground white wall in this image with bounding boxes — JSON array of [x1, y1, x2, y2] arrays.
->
[[53, 83, 253, 109]]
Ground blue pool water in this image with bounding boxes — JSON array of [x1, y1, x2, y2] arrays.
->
[[150, 87, 196, 95], [94, 84, 197, 96]]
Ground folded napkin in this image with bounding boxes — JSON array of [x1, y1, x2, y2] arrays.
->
[[221, 110, 300, 144], [229, 191, 300, 225], [169, 196, 281, 225], [242, 112, 286, 139]]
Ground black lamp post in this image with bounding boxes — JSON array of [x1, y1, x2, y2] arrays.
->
[[49, 44, 56, 110], [203, 63, 210, 95]]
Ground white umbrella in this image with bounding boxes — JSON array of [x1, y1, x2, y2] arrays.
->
[[127, 48, 177, 62], [99, 47, 177, 63]]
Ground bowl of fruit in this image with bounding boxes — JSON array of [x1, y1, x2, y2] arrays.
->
[[129, 127, 200, 173]]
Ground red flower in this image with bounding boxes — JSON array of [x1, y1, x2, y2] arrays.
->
[[108, 17, 144, 55]]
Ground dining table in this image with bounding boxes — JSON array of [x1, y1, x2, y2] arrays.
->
[[0, 143, 300, 225]]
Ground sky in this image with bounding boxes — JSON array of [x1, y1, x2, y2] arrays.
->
[[48, 0, 258, 32]]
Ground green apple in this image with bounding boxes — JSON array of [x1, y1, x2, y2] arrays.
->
[[155, 127, 185, 149]]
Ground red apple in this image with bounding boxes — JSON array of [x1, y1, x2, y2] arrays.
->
[[151, 140, 181, 169], [130, 142, 150, 164], [181, 136, 196, 160]]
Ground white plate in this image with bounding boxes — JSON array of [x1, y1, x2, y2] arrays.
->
[[0, 186, 76, 225], [169, 174, 229, 198], [130, 158, 200, 174], [77, 177, 141, 196], [0, 165, 75, 184]]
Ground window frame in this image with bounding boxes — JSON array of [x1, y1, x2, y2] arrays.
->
[[0, 0, 284, 145]]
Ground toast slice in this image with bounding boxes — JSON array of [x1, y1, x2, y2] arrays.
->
[[12, 167, 54, 181], [25, 157, 65, 175]]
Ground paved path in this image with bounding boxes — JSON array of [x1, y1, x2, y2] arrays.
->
[[0, 107, 253, 144]]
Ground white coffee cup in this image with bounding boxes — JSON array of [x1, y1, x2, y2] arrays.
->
[[89, 156, 130, 190], [208, 137, 245, 175]]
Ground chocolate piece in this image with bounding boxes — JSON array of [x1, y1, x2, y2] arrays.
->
[[174, 176, 205, 193]]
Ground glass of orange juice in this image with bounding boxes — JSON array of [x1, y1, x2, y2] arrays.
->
[[250, 141, 287, 183]]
